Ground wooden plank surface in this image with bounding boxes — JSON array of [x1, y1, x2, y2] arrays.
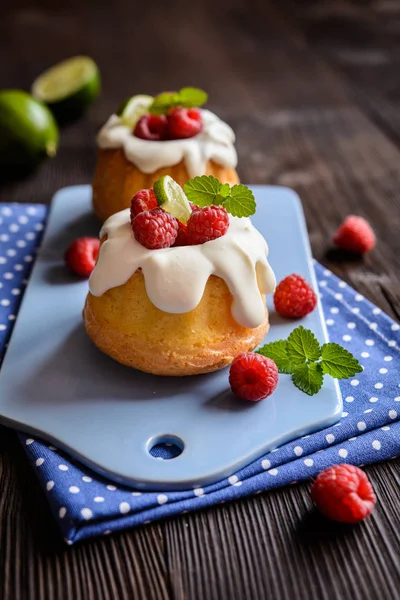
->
[[0, 0, 400, 598]]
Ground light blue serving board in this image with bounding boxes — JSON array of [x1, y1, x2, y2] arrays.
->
[[0, 185, 341, 490]]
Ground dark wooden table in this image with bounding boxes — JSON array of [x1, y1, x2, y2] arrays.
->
[[1, 0, 400, 598]]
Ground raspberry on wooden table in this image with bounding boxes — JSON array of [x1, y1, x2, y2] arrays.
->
[[167, 108, 203, 139], [130, 189, 158, 224], [131, 208, 179, 249], [229, 353, 279, 402], [274, 274, 317, 319], [64, 237, 100, 278], [333, 215, 376, 254], [187, 205, 229, 245], [311, 464, 376, 524], [134, 114, 168, 141]]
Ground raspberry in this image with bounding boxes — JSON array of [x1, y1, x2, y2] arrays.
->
[[134, 114, 168, 141], [187, 206, 229, 245], [173, 221, 189, 247], [131, 208, 178, 249], [65, 237, 100, 277], [333, 216, 376, 254], [274, 274, 317, 319], [229, 353, 279, 402], [311, 464, 376, 523], [130, 189, 158, 225], [167, 108, 203, 139]]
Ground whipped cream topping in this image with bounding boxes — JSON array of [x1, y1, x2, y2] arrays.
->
[[97, 109, 238, 176], [89, 211, 276, 329]]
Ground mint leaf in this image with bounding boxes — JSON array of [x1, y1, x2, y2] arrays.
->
[[219, 183, 231, 198], [184, 176, 223, 207], [149, 92, 180, 115], [178, 87, 208, 108], [320, 343, 362, 379], [286, 326, 321, 365], [222, 184, 256, 217], [292, 363, 324, 396], [184, 177, 256, 217], [256, 340, 294, 374], [149, 87, 207, 115]]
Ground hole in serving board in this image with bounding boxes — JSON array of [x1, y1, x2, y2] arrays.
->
[[148, 435, 184, 460]]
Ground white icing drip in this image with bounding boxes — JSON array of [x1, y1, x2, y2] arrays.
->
[[97, 109, 238, 177], [89, 211, 276, 329]]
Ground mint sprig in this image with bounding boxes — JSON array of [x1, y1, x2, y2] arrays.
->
[[292, 363, 324, 396], [286, 327, 321, 365], [256, 326, 362, 396], [320, 343, 363, 379], [149, 87, 208, 115], [184, 175, 256, 218], [257, 340, 294, 374]]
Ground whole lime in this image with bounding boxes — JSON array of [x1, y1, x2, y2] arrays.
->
[[0, 90, 59, 173]]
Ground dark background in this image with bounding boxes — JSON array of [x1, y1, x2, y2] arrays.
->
[[1, 0, 400, 599]]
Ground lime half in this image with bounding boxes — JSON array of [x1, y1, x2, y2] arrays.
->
[[0, 90, 59, 173], [117, 94, 153, 128], [153, 176, 192, 224], [32, 56, 100, 122]]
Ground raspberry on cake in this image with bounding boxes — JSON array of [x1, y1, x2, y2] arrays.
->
[[134, 114, 168, 141], [130, 189, 158, 219], [187, 206, 229, 245], [92, 88, 239, 222], [167, 107, 203, 139], [173, 221, 189, 247], [83, 177, 276, 376], [131, 208, 179, 250]]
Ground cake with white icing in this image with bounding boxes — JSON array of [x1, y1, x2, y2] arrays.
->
[[84, 176, 275, 376], [92, 89, 239, 221]]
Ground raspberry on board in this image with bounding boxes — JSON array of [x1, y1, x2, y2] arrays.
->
[[130, 189, 158, 224], [167, 108, 203, 140], [134, 114, 168, 141], [333, 215, 376, 254], [65, 237, 100, 278], [131, 208, 179, 249], [311, 464, 376, 524], [274, 274, 317, 319], [187, 205, 229, 245], [229, 353, 279, 402]]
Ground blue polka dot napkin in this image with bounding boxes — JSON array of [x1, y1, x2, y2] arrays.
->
[[0, 203, 399, 544]]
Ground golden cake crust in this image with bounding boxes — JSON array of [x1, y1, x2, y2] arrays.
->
[[83, 271, 269, 376], [92, 149, 240, 222]]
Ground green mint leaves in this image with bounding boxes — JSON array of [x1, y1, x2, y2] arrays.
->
[[184, 175, 222, 206], [257, 326, 362, 396], [320, 343, 363, 379], [286, 327, 321, 364], [257, 340, 293, 374], [149, 87, 208, 115], [184, 175, 256, 218], [292, 363, 324, 396]]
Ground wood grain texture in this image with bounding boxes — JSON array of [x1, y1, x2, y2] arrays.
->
[[1, 0, 400, 598]]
